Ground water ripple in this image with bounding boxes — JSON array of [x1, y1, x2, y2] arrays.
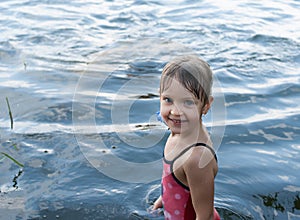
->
[[1, 0, 300, 219]]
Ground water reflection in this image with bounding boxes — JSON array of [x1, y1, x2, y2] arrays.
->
[[1, 0, 300, 219], [254, 191, 300, 218]]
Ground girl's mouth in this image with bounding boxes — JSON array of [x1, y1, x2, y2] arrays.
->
[[169, 118, 187, 125], [173, 119, 181, 124]]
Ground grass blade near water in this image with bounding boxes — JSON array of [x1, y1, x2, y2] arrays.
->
[[0, 152, 24, 167], [6, 97, 13, 130], [1, 97, 23, 167]]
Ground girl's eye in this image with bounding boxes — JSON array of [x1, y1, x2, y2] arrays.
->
[[184, 100, 195, 106], [163, 97, 172, 103]]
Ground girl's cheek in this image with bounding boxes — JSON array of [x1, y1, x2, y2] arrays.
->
[[160, 107, 168, 119]]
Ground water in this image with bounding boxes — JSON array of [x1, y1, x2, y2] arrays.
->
[[0, 0, 300, 219]]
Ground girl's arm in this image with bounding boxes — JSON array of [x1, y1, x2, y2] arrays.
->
[[152, 195, 163, 210], [184, 147, 218, 220]]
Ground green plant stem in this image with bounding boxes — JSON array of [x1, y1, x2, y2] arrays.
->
[[0, 152, 24, 167], [5, 97, 13, 130]]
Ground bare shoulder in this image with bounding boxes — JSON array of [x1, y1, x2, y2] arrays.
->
[[183, 146, 218, 176]]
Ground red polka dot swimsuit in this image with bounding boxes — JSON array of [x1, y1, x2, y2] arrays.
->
[[161, 143, 220, 220]]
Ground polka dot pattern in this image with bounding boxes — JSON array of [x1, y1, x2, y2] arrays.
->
[[162, 161, 190, 220], [175, 193, 181, 200], [161, 146, 220, 220]]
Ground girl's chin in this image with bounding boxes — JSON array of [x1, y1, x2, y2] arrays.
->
[[168, 126, 186, 134]]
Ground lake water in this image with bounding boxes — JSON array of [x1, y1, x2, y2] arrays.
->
[[0, 0, 300, 219]]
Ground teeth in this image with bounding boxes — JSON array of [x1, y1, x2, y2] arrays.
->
[[169, 118, 183, 124]]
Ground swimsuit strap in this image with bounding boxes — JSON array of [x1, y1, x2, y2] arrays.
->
[[165, 142, 218, 190], [172, 142, 218, 163]]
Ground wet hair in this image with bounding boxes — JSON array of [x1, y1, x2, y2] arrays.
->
[[160, 55, 213, 106]]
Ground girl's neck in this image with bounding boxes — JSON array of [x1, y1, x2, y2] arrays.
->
[[168, 123, 211, 151]]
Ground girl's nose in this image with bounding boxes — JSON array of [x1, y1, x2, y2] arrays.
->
[[170, 108, 182, 115]]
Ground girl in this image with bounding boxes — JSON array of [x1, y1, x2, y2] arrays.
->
[[153, 55, 220, 220]]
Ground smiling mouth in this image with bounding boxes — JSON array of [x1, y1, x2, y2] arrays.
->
[[169, 118, 187, 125]]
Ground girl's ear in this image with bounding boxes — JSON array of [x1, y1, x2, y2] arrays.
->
[[202, 96, 214, 115]]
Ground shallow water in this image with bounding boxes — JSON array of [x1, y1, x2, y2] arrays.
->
[[0, 0, 300, 219]]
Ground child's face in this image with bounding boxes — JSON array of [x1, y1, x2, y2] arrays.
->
[[160, 78, 203, 135]]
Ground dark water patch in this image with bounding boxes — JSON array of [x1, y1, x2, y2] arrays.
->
[[253, 191, 300, 219], [217, 208, 253, 220], [12, 169, 23, 190], [7, 98, 71, 124], [31, 102, 73, 124], [0, 168, 23, 194], [109, 12, 136, 25], [293, 54, 300, 63], [217, 115, 300, 218], [0, 41, 22, 65], [242, 34, 300, 69], [50, 27, 80, 39], [27, 198, 111, 220], [99, 24, 127, 31], [128, 60, 163, 73], [14, 11, 54, 23], [135, 93, 159, 99], [129, 99, 160, 123], [245, 51, 282, 63], [29, 203, 131, 220], [91, 13, 107, 20], [224, 81, 300, 120], [267, 83, 300, 98], [248, 34, 299, 50], [24, 35, 53, 45], [94, 131, 165, 163]]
